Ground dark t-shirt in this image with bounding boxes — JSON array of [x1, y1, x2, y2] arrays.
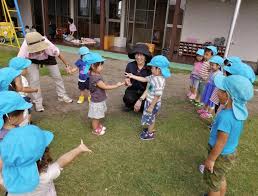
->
[[75, 59, 89, 81], [125, 61, 151, 92], [89, 74, 107, 103]]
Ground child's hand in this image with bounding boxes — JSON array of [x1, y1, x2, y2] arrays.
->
[[78, 139, 92, 153], [116, 82, 125, 87], [33, 88, 39, 93], [124, 78, 132, 86], [204, 158, 215, 173], [146, 105, 154, 113], [124, 72, 133, 78]]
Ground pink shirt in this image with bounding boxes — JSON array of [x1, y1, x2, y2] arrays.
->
[[69, 23, 77, 32], [18, 37, 60, 60], [191, 61, 202, 75]]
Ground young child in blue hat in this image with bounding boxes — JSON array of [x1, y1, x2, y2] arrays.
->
[[0, 67, 23, 92], [196, 46, 218, 106], [9, 57, 39, 125], [125, 55, 171, 140], [188, 48, 204, 100], [0, 125, 92, 195], [202, 74, 253, 196], [83, 52, 125, 136], [73, 47, 91, 104], [198, 55, 223, 119]]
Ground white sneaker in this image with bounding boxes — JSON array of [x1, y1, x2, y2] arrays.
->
[[35, 105, 45, 112], [58, 95, 73, 103]]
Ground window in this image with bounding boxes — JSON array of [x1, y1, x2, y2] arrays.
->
[[78, 0, 90, 16]]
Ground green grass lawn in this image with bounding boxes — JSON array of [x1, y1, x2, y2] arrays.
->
[[3, 99, 253, 196]]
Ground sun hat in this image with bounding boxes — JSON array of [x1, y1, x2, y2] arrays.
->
[[0, 67, 22, 91], [214, 74, 253, 120], [9, 57, 32, 70], [225, 56, 242, 65], [196, 49, 204, 56], [0, 91, 32, 128], [224, 61, 256, 83], [147, 55, 171, 78], [82, 52, 106, 74], [209, 55, 224, 67], [128, 44, 152, 63], [206, 46, 218, 55], [25, 32, 49, 53], [78, 47, 90, 56], [0, 125, 54, 194]]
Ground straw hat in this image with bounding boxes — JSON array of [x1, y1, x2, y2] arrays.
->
[[25, 32, 49, 53]]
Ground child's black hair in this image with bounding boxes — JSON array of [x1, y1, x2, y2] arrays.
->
[[89, 62, 104, 71], [68, 18, 73, 24], [25, 25, 29, 29], [3, 110, 24, 123], [204, 48, 214, 56]]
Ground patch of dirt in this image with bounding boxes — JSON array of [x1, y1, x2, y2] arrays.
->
[[32, 51, 258, 119]]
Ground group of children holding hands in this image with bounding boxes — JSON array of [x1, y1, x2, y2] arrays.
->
[[0, 41, 255, 195]]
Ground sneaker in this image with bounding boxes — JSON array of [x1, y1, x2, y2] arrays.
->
[[87, 95, 91, 103], [189, 94, 196, 100], [77, 96, 85, 104], [197, 109, 207, 114], [140, 131, 155, 140], [92, 127, 105, 136], [58, 95, 73, 103], [100, 125, 106, 132], [35, 104, 44, 112]]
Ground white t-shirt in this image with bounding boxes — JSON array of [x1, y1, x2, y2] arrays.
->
[[146, 75, 166, 102], [19, 76, 29, 97], [1, 162, 62, 196], [69, 23, 77, 32]]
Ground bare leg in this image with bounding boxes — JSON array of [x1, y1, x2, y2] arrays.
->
[[148, 122, 155, 133], [92, 119, 100, 130], [80, 90, 85, 97], [220, 178, 227, 196]]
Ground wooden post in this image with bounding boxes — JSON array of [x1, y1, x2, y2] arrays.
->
[[42, 0, 49, 36], [100, 0, 105, 50], [169, 0, 181, 59]]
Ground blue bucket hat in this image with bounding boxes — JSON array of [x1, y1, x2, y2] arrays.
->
[[82, 52, 106, 74], [0, 125, 54, 194], [196, 49, 204, 56], [225, 56, 242, 65], [147, 55, 171, 78], [0, 91, 32, 128], [214, 74, 253, 120], [209, 55, 224, 67], [206, 46, 218, 55], [224, 62, 256, 83], [9, 57, 32, 70], [78, 47, 90, 56], [0, 67, 22, 91]]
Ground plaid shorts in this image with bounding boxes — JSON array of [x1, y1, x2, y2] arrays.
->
[[141, 101, 161, 125], [204, 145, 236, 192]]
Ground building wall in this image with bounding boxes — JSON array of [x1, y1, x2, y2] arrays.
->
[[181, 0, 258, 62]]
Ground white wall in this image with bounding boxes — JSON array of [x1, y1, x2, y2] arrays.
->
[[181, 0, 258, 62]]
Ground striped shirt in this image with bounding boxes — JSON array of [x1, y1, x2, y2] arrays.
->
[[199, 61, 211, 81], [146, 75, 166, 102], [210, 87, 220, 105]]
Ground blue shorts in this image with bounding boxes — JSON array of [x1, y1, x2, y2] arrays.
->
[[141, 101, 161, 126]]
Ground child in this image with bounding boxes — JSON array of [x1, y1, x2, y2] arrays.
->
[[203, 74, 253, 196], [0, 67, 23, 92], [68, 18, 77, 37], [198, 56, 223, 119], [83, 52, 125, 135], [0, 91, 32, 141], [0, 124, 92, 195], [195, 46, 217, 106], [125, 55, 171, 140], [9, 57, 38, 125], [188, 48, 204, 100], [75, 47, 91, 104]]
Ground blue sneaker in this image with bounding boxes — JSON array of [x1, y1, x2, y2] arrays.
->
[[140, 131, 155, 140]]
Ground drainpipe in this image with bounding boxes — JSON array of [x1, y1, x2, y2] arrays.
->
[[224, 0, 242, 57]]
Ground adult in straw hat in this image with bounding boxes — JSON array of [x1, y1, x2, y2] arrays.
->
[[18, 32, 73, 112], [123, 44, 152, 112]]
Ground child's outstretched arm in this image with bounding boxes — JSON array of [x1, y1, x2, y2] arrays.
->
[[97, 80, 125, 90], [21, 87, 38, 93], [57, 139, 92, 168], [204, 132, 228, 173], [124, 72, 148, 83]]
